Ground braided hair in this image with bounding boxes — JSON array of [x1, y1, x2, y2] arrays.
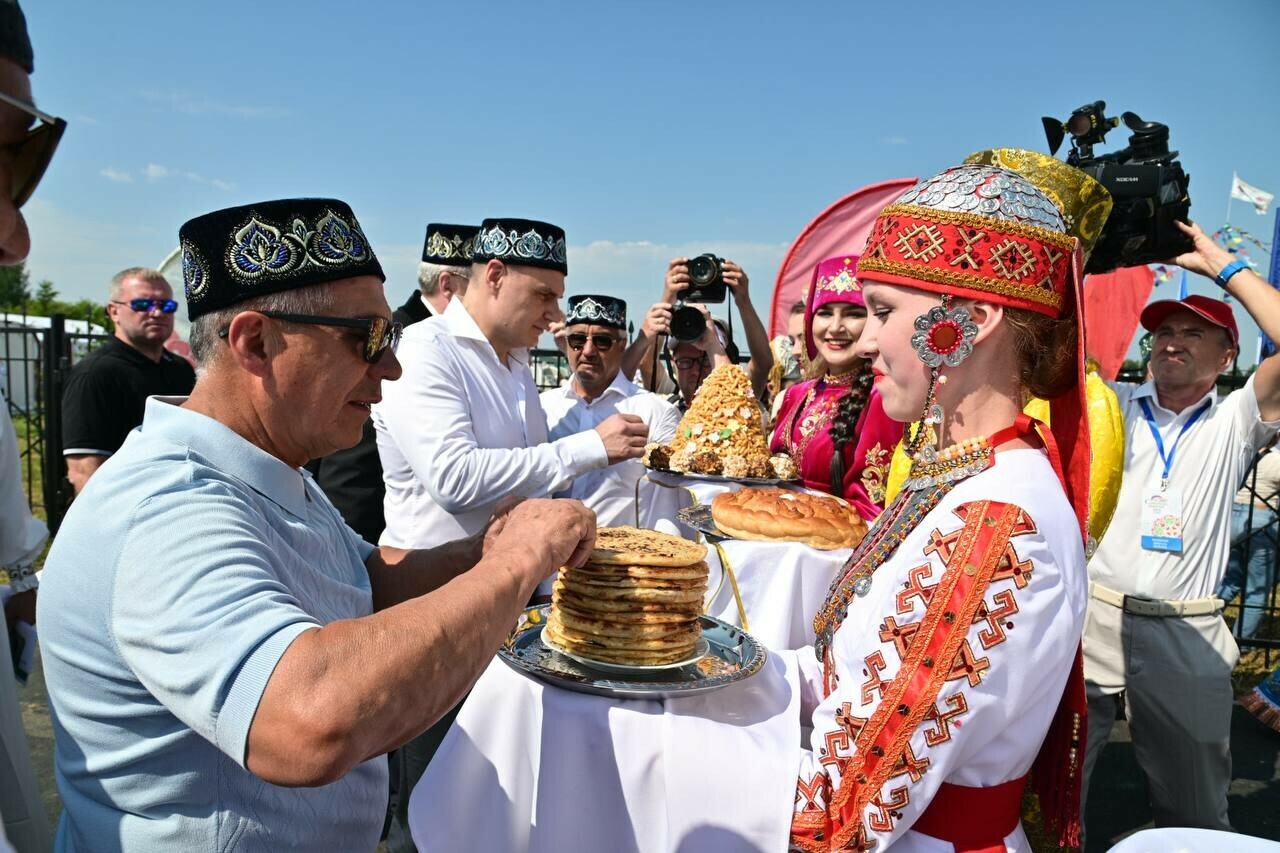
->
[[827, 359, 874, 497]]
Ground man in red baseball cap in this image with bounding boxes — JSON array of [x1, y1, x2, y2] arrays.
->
[[1083, 221, 1280, 836]]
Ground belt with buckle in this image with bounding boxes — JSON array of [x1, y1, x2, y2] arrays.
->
[[1089, 581, 1223, 617]]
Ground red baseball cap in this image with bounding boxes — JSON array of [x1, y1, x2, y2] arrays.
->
[[1140, 294, 1239, 348]]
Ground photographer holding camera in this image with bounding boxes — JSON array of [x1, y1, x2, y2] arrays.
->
[[1081, 219, 1280, 837], [624, 256, 774, 407]]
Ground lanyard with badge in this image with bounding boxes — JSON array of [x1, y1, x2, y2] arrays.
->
[[1138, 397, 1211, 553]]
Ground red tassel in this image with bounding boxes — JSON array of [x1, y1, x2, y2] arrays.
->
[[1031, 647, 1086, 848], [1033, 243, 1091, 847]]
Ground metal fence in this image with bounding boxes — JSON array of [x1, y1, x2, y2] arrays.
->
[[2, 309, 111, 533]]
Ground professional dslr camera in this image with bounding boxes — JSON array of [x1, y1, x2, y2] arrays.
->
[[670, 253, 727, 343], [1042, 100, 1192, 273]]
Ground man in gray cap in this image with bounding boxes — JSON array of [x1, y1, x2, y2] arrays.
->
[[0, 1, 63, 849], [39, 199, 595, 851]]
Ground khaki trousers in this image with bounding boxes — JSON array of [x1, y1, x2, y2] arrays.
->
[[1081, 595, 1237, 836], [0, 626, 49, 852]]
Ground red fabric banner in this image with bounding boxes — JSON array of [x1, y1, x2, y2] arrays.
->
[[769, 178, 918, 338], [1082, 266, 1155, 380]]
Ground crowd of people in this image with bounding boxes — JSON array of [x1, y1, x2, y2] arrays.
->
[[2, 2, 1280, 851]]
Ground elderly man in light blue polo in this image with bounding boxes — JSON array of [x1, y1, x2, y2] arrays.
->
[[37, 198, 597, 852]]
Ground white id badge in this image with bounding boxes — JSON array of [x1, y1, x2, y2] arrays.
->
[[1140, 485, 1184, 553]]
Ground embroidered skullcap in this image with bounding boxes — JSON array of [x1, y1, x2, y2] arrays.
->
[[180, 198, 385, 322], [472, 217, 567, 275], [963, 148, 1113, 262], [422, 223, 479, 265], [0, 1, 32, 73], [861, 163, 1082, 318], [804, 254, 863, 361], [566, 294, 626, 330]]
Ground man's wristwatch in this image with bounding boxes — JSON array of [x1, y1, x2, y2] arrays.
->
[[1214, 258, 1249, 289]]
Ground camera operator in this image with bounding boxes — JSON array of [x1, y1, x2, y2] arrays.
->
[[624, 257, 774, 403], [1082, 220, 1280, 836]]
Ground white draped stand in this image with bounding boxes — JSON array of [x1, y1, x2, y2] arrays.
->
[[409, 473, 858, 851], [408, 652, 800, 852]]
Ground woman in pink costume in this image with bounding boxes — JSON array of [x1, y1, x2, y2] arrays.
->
[[770, 254, 904, 520]]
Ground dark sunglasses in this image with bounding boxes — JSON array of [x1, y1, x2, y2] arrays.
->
[[0, 90, 67, 208], [566, 332, 618, 352], [218, 311, 402, 363], [113, 298, 178, 314]]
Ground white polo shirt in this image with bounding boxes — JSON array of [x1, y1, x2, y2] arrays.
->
[[1089, 375, 1280, 601], [373, 299, 608, 549], [541, 372, 683, 528]]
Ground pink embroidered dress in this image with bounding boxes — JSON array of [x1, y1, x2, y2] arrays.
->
[[769, 254, 903, 521]]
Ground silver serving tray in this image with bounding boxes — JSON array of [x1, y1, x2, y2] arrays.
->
[[643, 464, 799, 487], [499, 605, 767, 700], [676, 504, 727, 542]]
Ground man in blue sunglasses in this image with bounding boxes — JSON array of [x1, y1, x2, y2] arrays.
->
[[61, 266, 196, 493]]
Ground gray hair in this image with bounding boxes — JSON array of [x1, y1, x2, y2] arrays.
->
[[108, 267, 169, 301], [188, 282, 339, 372], [417, 262, 469, 297]]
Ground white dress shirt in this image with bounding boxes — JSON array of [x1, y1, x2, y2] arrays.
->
[[540, 372, 683, 529], [1090, 375, 1280, 601], [373, 299, 608, 549]]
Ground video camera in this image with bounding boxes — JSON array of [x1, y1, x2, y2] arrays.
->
[[671, 253, 726, 343], [1041, 100, 1192, 273]]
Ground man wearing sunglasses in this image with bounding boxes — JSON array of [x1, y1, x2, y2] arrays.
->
[[61, 267, 196, 493], [541, 294, 683, 529], [39, 198, 597, 852], [0, 3, 62, 850]]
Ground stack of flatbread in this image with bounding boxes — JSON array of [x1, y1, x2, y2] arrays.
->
[[544, 526, 709, 666]]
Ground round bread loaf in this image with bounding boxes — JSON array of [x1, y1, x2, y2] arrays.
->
[[710, 487, 868, 550]]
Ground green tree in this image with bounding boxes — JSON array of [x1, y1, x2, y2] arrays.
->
[[34, 279, 57, 313], [0, 261, 30, 309]]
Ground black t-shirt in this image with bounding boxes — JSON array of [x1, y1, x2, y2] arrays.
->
[[61, 337, 196, 456]]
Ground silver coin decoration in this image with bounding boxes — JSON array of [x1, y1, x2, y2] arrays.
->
[[893, 164, 1067, 234]]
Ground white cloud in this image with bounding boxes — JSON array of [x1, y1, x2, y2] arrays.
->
[[141, 91, 286, 120], [99, 167, 133, 183], [134, 163, 233, 191]]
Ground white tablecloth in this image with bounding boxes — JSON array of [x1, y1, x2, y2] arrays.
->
[[409, 651, 800, 852], [645, 472, 853, 651]]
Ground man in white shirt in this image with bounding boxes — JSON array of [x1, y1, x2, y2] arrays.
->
[[542, 295, 683, 529], [1082, 221, 1280, 836], [375, 217, 648, 551]]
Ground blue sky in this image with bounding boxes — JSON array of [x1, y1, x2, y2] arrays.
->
[[20, 0, 1280, 359]]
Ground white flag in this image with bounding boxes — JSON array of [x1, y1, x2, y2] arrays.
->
[[1232, 172, 1274, 215]]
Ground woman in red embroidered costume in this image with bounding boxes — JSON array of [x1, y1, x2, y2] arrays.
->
[[770, 255, 904, 521], [788, 152, 1110, 852]]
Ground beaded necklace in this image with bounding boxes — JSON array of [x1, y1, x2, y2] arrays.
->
[[813, 419, 1032, 662]]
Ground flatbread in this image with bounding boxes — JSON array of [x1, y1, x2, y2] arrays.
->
[[556, 606, 698, 640], [572, 561, 710, 582], [558, 576, 706, 604], [547, 615, 699, 651], [553, 585, 703, 616], [589, 526, 708, 567]]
